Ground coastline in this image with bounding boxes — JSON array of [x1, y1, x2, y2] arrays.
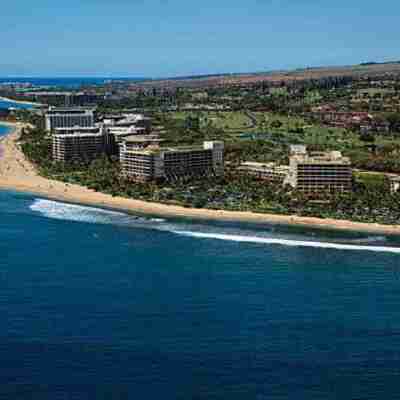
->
[[2, 121, 400, 236], [0, 120, 19, 128], [0, 95, 42, 107]]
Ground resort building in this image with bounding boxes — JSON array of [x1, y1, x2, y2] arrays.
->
[[238, 162, 290, 183], [285, 147, 352, 195], [105, 126, 149, 157], [103, 114, 153, 156], [45, 107, 95, 131], [52, 125, 107, 163], [103, 113, 152, 133], [119, 135, 164, 150], [53, 126, 101, 136], [120, 140, 224, 182]]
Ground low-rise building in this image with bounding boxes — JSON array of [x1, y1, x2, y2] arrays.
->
[[309, 108, 373, 129], [103, 113, 151, 133], [120, 140, 224, 182], [238, 162, 290, 183], [286, 148, 352, 195], [290, 145, 307, 156]]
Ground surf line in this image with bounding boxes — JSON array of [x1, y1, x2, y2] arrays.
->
[[172, 231, 400, 254]]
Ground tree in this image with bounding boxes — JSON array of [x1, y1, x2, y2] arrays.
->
[[385, 112, 400, 132], [271, 119, 283, 129], [359, 132, 375, 143]]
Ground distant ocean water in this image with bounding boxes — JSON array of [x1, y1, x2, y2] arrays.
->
[[1, 190, 400, 398], [0, 77, 146, 89]]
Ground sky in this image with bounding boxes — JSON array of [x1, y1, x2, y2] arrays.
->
[[1, 0, 399, 78]]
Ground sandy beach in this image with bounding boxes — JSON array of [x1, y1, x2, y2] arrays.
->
[[1, 122, 400, 235]]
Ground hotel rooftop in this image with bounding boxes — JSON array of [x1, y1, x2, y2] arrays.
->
[[291, 151, 351, 165]]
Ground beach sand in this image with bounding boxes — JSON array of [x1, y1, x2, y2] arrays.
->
[[1, 122, 400, 235]]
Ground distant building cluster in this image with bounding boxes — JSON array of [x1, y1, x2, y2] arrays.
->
[[46, 106, 225, 181], [308, 106, 390, 133], [47, 107, 152, 163], [21, 91, 104, 107], [44, 105, 357, 195]]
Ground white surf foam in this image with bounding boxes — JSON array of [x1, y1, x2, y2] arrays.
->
[[172, 230, 400, 254], [29, 198, 166, 227], [150, 218, 166, 223], [29, 199, 400, 254], [30, 199, 130, 224]]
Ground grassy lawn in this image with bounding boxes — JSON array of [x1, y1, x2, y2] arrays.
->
[[171, 111, 254, 131], [167, 111, 400, 165], [269, 87, 288, 96], [207, 112, 253, 130], [251, 112, 359, 147], [374, 136, 400, 147], [252, 112, 304, 128], [356, 88, 394, 96], [354, 171, 388, 189]]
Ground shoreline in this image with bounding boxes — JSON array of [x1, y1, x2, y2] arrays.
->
[[0, 120, 19, 128], [0, 96, 43, 107], [2, 121, 400, 236]]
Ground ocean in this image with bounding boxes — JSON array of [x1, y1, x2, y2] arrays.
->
[[0, 77, 146, 89], [1, 190, 400, 399], [0, 124, 11, 137], [0, 99, 34, 110], [0, 77, 147, 111]]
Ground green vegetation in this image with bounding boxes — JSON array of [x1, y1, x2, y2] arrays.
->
[[172, 111, 254, 131], [155, 110, 400, 170]]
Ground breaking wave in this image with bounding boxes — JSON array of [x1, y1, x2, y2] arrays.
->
[[29, 198, 400, 254], [29, 198, 164, 225], [171, 231, 400, 254]]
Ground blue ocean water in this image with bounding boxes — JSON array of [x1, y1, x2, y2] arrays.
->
[[0, 77, 146, 89], [0, 124, 10, 137], [0, 99, 34, 110], [1, 190, 400, 399]]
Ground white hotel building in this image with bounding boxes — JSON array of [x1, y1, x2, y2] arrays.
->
[[45, 107, 95, 131]]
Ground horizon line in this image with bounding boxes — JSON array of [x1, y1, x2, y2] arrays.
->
[[0, 58, 399, 81]]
